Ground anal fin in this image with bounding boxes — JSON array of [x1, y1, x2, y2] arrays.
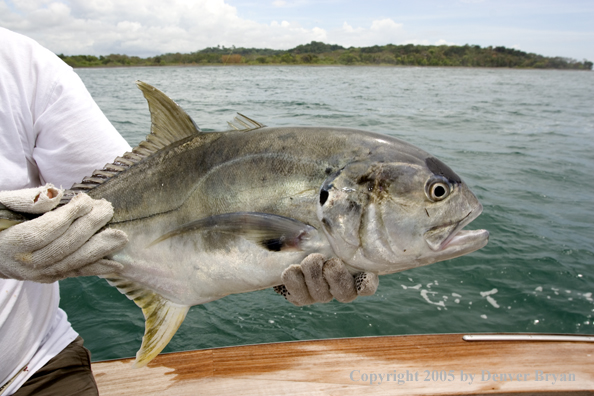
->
[[103, 275, 190, 368]]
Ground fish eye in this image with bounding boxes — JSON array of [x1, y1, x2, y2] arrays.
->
[[426, 177, 451, 202]]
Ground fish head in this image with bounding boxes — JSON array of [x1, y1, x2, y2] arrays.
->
[[317, 154, 489, 275]]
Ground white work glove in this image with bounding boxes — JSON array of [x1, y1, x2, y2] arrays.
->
[[0, 184, 127, 283], [274, 253, 379, 306]]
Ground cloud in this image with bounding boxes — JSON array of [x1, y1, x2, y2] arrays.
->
[[435, 39, 456, 46], [1, 0, 592, 61], [0, 0, 414, 55], [1, 0, 327, 55], [271, 0, 310, 8], [324, 19, 405, 48], [340, 21, 364, 34]]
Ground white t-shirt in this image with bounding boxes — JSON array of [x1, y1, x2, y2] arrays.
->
[[0, 28, 131, 394]]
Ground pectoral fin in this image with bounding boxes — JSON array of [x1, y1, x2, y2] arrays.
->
[[103, 276, 190, 368], [149, 211, 318, 252]]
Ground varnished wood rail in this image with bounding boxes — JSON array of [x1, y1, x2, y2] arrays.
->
[[93, 333, 594, 395]]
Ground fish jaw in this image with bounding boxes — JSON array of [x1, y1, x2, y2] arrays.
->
[[423, 204, 489, 261], [427, 228, 489, 262]]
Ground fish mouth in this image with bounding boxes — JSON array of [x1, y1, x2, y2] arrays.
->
[[424, 206, 489, 253]]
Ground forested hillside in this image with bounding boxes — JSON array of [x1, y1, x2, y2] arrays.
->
[[58, 41, 593, 70]]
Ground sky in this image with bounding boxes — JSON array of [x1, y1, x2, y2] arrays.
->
[[1, 0, 592, 61]]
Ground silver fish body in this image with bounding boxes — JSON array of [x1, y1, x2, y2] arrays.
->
[[97, 125, 485, 300], [3, 82, 489, 367]]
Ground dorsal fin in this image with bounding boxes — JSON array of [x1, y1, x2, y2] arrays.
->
[[136, 80, 202, 145], [227, 113, 266, 131], [67, 81, 201, 198]]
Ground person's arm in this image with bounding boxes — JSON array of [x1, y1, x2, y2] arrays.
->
[[0, 29, 131, 283]]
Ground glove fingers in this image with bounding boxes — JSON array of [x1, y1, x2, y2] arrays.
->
[[354, 272, 379, 296], [281, 264, 316, 306], [300, 253, 333, 303], [34, 229, 128, 279], [0, 183, 63, 213], [323, 258, 357, 303], [27, 197, 115, 264], [3, 193, 94, 252]]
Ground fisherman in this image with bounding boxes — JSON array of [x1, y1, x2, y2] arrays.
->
[[0, 28, 377, 395]]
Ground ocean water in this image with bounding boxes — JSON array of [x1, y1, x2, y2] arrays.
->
[[59, 66, 594, 362]]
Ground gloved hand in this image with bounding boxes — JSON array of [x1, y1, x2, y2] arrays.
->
[[274, 253, 379, 306], [0, 184, 128, 283]]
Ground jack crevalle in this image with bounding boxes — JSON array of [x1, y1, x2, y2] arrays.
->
[[1, 82, 489, 367]]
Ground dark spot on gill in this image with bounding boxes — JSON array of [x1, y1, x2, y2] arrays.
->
[[348, 200, 361, 213], [357, 174, 373, 185], [357, 174, 376, 192], [325, 167, 332, 175], [320, 190, 329, 206], [425, 157, 461, 183], [425, 208, 430, 217]]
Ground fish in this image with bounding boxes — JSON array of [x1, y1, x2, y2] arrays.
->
[[1, 81, 489, 368]]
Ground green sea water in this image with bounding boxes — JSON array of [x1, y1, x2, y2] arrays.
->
[[59, 66, 594, 362]]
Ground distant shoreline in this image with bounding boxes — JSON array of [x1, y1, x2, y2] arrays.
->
[[59, 41, 593, 71], [72, 63, 593, 71]]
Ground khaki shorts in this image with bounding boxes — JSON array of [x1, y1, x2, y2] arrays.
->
[[12, 336, 98, 396]]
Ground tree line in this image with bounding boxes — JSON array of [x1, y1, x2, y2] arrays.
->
[[57, 41, 593, 70]]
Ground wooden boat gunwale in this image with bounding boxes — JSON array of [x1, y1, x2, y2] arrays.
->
[[93, 332, 594, 395]]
